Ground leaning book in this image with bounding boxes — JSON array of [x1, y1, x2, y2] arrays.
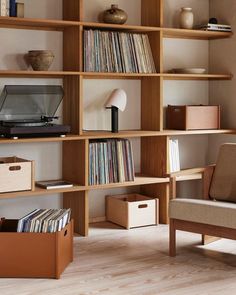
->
[[36, 180, 73, 190]]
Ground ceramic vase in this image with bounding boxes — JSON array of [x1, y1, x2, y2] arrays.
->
[[103, 4, 128, 25], [180, 7, 194, 29]]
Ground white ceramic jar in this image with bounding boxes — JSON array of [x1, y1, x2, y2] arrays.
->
[[180, 7, 194, 29]]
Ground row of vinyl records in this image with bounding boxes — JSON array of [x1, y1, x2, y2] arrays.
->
[[89, 139, 135, 185], [16, 208, 71, 233], [84, 30, 156, 73]]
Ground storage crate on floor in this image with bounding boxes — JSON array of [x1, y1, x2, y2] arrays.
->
[[0, 156, 35, 193], [0, 220, 73, 279], [106, 194, 159, 229]]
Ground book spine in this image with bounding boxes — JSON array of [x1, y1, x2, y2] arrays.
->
[[9, 0, 16, 17], [0, 0, 7, 16]]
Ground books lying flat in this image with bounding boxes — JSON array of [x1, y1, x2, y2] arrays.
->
[[17, 208, 71, 233], [36, 180, 73, 189], [195, 23, 232, 32]]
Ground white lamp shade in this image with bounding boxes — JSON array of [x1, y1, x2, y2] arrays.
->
[[105, 89, 127, 112]]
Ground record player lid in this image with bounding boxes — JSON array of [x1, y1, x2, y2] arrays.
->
[[0, 85, 64, 121]]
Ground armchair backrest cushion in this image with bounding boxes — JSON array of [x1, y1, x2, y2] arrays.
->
[[210, 143, 236, 202]]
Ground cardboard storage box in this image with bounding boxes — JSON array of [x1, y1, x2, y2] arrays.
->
[[106, 194, 159, 229], [166, 105, 221, 130], [0, 156, 35, 193], [0, 219, 73, 279]]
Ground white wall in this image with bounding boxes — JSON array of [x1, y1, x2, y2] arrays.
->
[[208, 0, 236, 163]]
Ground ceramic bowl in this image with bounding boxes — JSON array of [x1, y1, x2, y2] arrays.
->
[[27, 50, 54, 71]]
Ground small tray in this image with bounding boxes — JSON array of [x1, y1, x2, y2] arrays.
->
[[172, 68, 206, 74]]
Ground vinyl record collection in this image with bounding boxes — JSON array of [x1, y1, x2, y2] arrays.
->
[[84, 29, 156, 73], [89, 139, 135, 185], [17, 208, 71, 233]]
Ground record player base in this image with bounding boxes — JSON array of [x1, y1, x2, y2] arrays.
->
[[0, 124, 71, 139]]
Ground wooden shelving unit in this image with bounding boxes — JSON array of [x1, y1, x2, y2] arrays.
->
[[0, 0, 233, 236]]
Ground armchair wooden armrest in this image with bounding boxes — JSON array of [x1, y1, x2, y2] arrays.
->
[[167, 167, 206, 178], [168, 165, 216, 199]]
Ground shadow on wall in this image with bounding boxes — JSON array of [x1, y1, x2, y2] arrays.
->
[[3, 54, 28, 70], [84, 91, 111, 131]]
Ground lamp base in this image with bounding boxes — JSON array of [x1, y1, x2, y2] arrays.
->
[[111, 106, 118, 133]]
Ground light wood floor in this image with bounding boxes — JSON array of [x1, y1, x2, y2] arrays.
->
[[1, 222, 236, 295]]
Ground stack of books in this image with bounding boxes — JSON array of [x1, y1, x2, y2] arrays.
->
[[17, 208, 71, 233], [89, 139, 135, 185], [84, 30, 156, 73], [169, 139, 180, 173], [195, 23, 232, 32]]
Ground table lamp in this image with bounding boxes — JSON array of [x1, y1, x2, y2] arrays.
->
[[105, 89, 127, 133]]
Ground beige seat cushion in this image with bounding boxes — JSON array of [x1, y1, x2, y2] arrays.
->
[[210, 143, 236, 202], [170, 198, 236, 229]]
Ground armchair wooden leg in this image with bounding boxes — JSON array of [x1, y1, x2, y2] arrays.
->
[[169, 219, 176, 257]]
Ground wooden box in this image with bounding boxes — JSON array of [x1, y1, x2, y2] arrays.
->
[[106, 194, 159, 229], [166, 105, 221, 130], [0, 219, 73, 279], [0, 156, 35, 193]]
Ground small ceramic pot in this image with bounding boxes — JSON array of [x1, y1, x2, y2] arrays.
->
[[103, 4, 128, 25], [27, 50, 54, 71], [179, 7, 194, 29]]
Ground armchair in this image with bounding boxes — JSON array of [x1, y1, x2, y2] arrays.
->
[[169, 143, 236, 257]]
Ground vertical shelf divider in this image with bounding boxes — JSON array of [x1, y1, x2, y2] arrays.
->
[[63, 140, 89, 236], [141, 0, 164, 27], [141, 0, 169, 224], [63, 0, 89, 236], [63, 0, 83, 21]]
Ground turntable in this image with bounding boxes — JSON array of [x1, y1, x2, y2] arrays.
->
[[0, 85, 70, 139]]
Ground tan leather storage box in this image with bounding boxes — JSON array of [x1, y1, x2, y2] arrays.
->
[[166, 105, 220, 130], [0, 219, 73, 279], [106, 194, 159, 229]]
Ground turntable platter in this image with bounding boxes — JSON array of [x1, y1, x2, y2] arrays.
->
[[1, 119, 48, 127]]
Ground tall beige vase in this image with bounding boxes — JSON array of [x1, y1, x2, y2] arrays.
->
[[180, 7, 194, 29]]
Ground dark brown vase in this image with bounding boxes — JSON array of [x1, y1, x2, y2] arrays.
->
[[103, 4, 128, 25]]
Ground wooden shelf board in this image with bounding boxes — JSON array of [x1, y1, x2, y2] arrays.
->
[[0, 173, 202, 200], [162, 73, 233, 80], [0, 183, 85, 200], [0, 17, 232, 42], [81, 21, 161, 32], [0, 16, 80, 31], [87, 173, 202, 190], [87, 176, 168, 190], [0, 71, 232, 80], [162, 28, 233, 40], [81, 129, 236, 139], [0, 70, 81, 78], [82, 72, 160, 79], [81, 130, 161, 139], [0, 130, 235, 145], [0, 134, 80, 144], [162, 129, 236, 136]]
